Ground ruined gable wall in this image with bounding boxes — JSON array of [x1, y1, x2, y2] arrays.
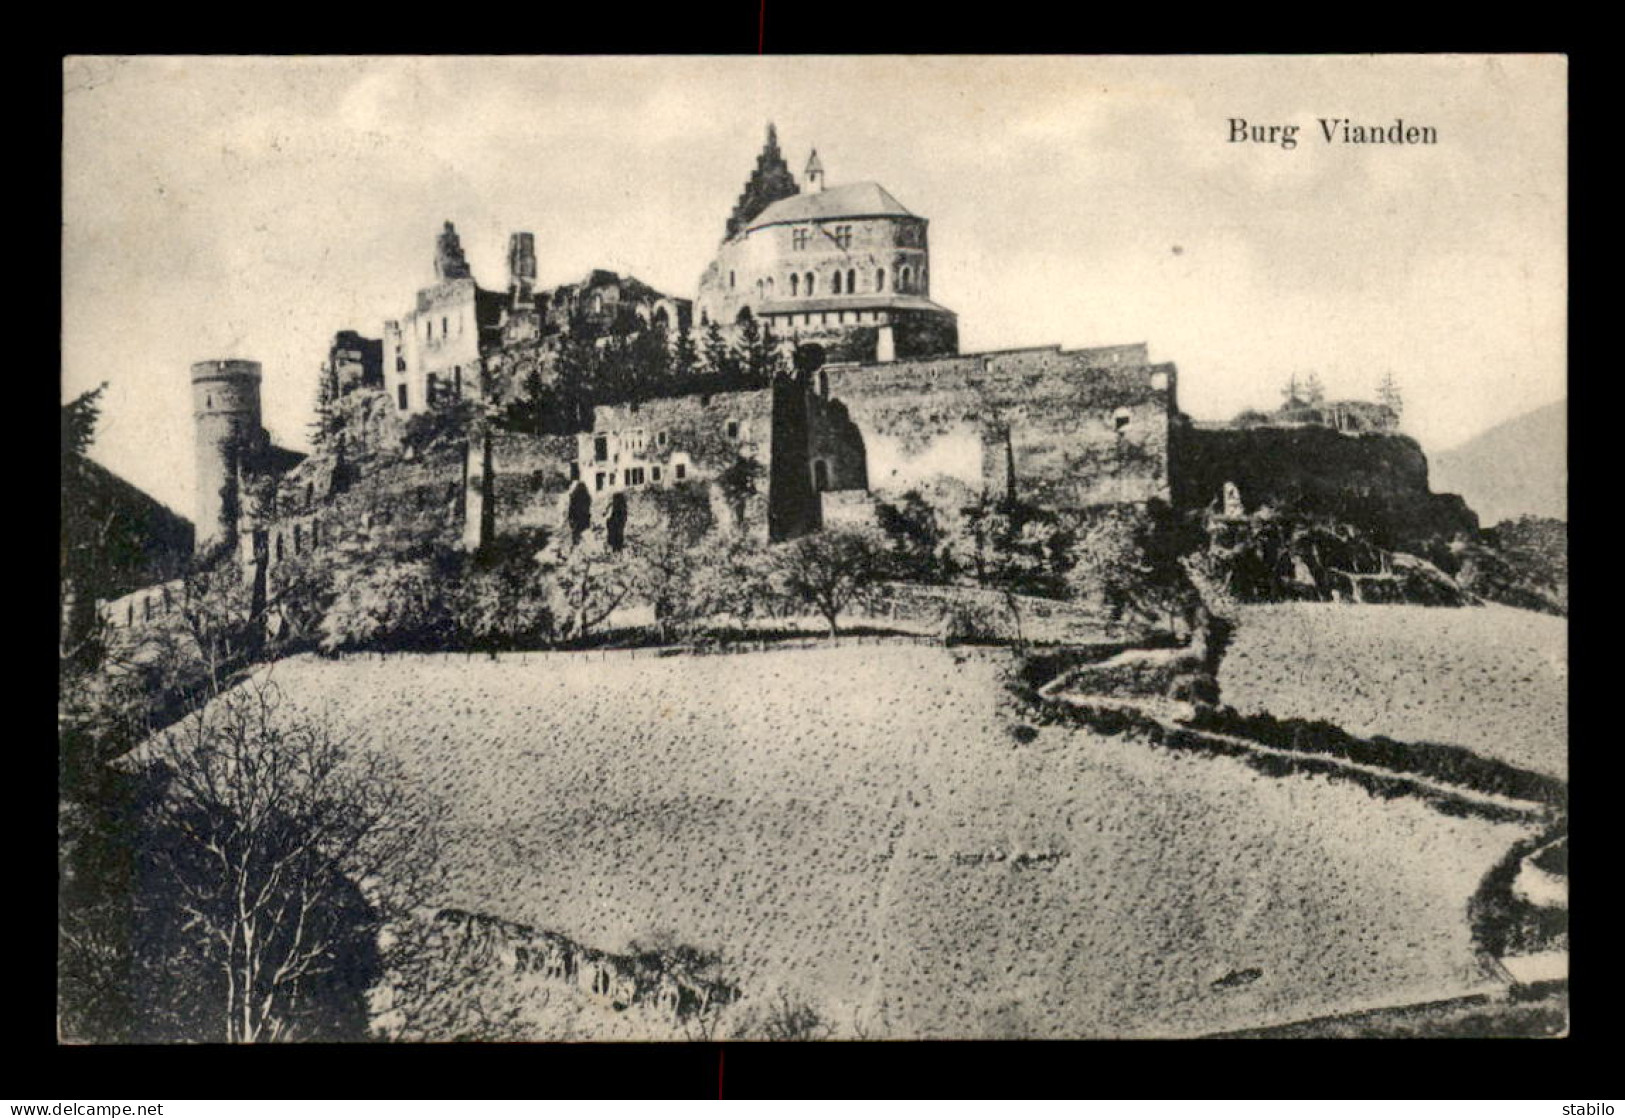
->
[[822, 344, 1174, 508], [485, 389, 777, 542]]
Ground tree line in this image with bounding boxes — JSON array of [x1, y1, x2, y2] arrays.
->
[[498, 312, 793, 436]]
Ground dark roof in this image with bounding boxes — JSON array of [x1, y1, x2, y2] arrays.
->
[[757, 294, 954, 316], [62, 454, 194, 597], [748, 182, 916, 230]]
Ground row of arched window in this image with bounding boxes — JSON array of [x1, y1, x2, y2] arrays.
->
[[752, 265, 924, 302]]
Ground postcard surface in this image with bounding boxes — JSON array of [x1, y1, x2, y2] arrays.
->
[[60, 55, 1566, 1042]]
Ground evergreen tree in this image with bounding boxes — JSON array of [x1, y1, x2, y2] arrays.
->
[[671, 321, 700, 380], [625, 325, 671, 400], [701, 320, 740, 380], [745, 320, 787, 380], [310, 362, 343, 451], [737, 313, 762, 374], [1303, 372, 1326, 405], [1281, 373, 1302, 405], [1377, 371, 1404, 416], [511, 364, 549, 434], [62, 382, 107, 459]]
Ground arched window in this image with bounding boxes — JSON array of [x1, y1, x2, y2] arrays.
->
[[275, 534, 285, 563], [877, 268, 886, 291], [790, 273, 799, 296], [729, 271, 736, 289], [846, 269, 856, 294], [766, 277, 775, 297], [700, 310, 709, 326], [805, 272, 815, 296], [900, 266, 912, 293], [832, 271, 843, 295], [920, 266, 927, 292], [813, 460, 829, 491]]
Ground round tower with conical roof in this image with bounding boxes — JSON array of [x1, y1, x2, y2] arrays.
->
[[191, 359, 264, 554]]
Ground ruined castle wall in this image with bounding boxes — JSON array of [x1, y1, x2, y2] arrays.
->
[[573, 389, 776, 537], [822, 345, 1173, 509], [1170, 424, 1480, 547], [807, 393, 869, 494], [489, 431, 582, 533]]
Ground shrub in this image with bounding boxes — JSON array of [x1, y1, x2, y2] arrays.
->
[[319, 559, 453, 653]]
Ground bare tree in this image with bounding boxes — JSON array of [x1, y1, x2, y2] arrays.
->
[[145, 679, 444, 1042], [375, 913, 533, 1043], [544, 539, 635, 644], [172, 562, 259, 694], [772, 527, 889, 638]]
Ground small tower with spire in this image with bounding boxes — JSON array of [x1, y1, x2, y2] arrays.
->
[[804, 148, 825, 193]]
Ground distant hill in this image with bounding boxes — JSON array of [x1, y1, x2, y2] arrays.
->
[[1430, 401, 1566, 526]]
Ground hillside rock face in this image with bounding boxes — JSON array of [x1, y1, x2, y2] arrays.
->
[[1171, 423, 1478, 550], [1431, 400, 1566, 526]]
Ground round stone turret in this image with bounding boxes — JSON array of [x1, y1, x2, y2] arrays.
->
[[191, 359, 263, 554]]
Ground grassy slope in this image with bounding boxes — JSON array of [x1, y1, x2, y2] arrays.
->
[[1218, 604, 1567, 780], [260, 644, 1533, 1039]]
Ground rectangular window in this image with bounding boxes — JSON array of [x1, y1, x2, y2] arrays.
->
[[398, 384, 409, 410], [569, 462, 581, 482], [627, 467, 645, 486], [792, 228, 809, 250], [651, 466, 662, 482], [675, 463, 686, 480], [595, 472, 606, 491], [594, 436, 609, 462], [657, 430, 668, 447], [726, 420, 740, 438]]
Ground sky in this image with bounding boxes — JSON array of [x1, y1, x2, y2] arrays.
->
[[62, 55, 1566, 522]]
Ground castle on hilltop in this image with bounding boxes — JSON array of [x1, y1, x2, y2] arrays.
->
[[88, 123, 1478, 636], [695, 124, 958, 364], [92, 123, 1185, 632]]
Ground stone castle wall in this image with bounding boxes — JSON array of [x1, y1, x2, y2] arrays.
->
[[821, 344, 1175, 509]]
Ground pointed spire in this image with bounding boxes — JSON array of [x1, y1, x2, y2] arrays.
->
[[724, 124, 802, 240], [805, 148, 825, 193]]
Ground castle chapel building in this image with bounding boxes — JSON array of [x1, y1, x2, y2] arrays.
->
[[695, 125, 959, 364]]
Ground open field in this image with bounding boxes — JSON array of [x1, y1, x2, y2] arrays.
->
[[1218, 604, 1567, 780], [259, 644, 1532, 1038]]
